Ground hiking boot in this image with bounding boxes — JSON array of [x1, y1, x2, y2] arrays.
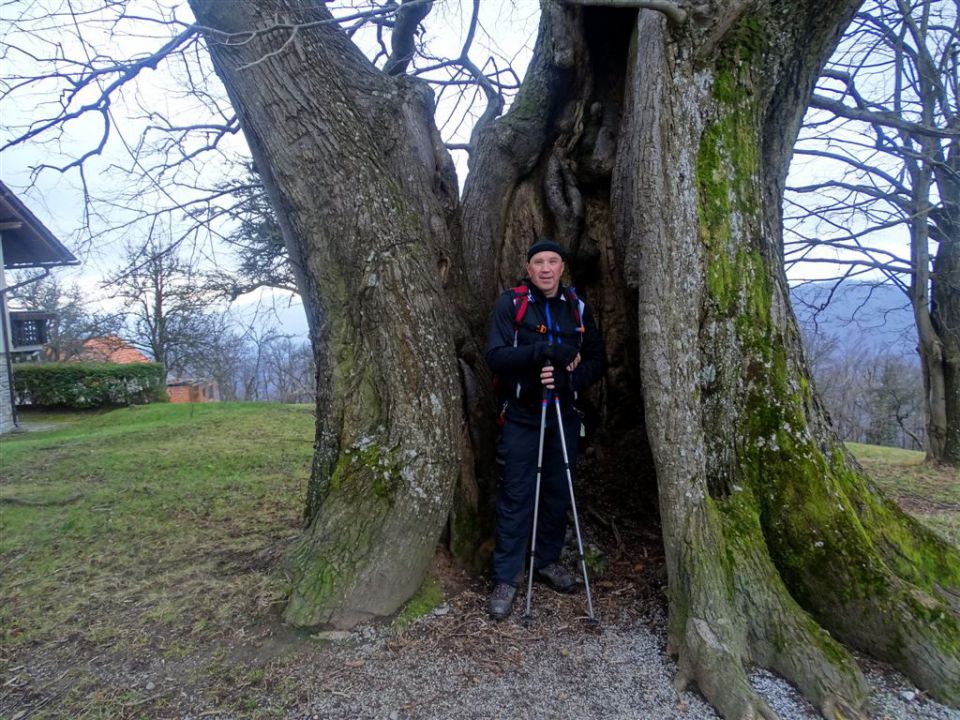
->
[[487, 583, 517, 620], [535, 563, 577, 593]]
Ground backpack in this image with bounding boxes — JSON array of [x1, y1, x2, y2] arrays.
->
[[494, 284, 586, 424]]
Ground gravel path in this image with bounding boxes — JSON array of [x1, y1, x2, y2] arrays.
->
[[259, 593, 959, 720]]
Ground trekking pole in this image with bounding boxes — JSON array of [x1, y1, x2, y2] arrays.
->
[[553, 394, 597, 624], [523, 384, 551, 622]]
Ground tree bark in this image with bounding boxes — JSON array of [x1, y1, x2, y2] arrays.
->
[[930, 136, 960, 465], [615, 2, 960, 714], [909, 131, 955, 465], [190, 0, 480, 627], [933, 235, 960, 464], [466, 1, 960, 713], [189, 0, 960, 715]]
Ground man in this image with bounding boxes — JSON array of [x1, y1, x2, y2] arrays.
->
[[484, 239, 606, 620]]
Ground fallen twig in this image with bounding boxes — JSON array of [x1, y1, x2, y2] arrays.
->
[[1, 494, 82, 507]]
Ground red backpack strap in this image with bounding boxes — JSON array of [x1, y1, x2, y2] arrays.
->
[[510, 284, 530, 328]]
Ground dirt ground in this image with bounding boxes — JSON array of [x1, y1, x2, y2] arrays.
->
[[1, 526, 669, 719], [5, 532, 955, 720]]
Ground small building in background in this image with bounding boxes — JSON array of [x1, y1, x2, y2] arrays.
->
[[166, 378, 220, 404], [1, 182, 80, 433]]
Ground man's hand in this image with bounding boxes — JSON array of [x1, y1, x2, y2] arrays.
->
[[541, 364, 556, 389], [540, 363, 572, 390], [541, 343, 579, 368]]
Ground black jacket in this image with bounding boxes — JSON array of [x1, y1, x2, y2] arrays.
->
[[485, 282, 605, 425]]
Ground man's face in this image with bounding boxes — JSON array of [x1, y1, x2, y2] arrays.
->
[[526, 251, 564, 298]]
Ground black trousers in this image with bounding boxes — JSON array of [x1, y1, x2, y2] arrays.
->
[[492, 406, 580, 586]]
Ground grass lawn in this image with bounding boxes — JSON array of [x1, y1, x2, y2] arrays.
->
[[848, 442, 960, 547], [1, 406, 956, 719], [1, 403, 315, 718]]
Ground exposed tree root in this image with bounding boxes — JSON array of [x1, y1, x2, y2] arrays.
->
[[754, 434, 960, 706], [727, 508, 868, 719], [675, 616, 778, 720], [667, 497, 869, 720], [283, 445, 452, 629]]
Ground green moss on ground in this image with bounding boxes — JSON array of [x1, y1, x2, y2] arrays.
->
[[392, 576, 444, 632]]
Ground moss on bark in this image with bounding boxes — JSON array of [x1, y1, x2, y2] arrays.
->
[[283, 440, 396, 626], [686, 5, 960, 710]]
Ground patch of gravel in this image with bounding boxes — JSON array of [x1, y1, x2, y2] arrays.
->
[[255, 594, 958, 720], [15, 578, 957, 720]]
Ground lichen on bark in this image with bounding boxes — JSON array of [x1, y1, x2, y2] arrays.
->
[[191, 0, 471, 629]]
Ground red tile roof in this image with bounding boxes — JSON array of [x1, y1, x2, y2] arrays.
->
[[76, 336, 152, 364]]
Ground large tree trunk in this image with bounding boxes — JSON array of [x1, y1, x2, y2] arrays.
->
[[929, 135, 960, 465], [933, 235, 960, 464], [616, 3, 960, 714], [191, 0, 960, 715], [911, 134, 954, 465], [190, 0, 481, 627]]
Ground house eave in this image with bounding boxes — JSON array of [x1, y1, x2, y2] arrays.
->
[[0, 181, 79, 269]]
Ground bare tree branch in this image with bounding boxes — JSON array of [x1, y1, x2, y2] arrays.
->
[[561, 0, 687, 25], [383, 0, 434, 75], [1, 26, 201, 155], [809, 92, 960, 138]]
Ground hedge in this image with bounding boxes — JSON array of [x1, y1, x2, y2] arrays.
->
[[13, 362, 168, 409]]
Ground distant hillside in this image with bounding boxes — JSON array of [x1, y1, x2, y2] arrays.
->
[[789, 280, 918, 359], [789, 280, 924, 451], [250, 281, 917, 361]]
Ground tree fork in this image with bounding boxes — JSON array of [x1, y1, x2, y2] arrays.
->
[[187, 0, 960, 713]]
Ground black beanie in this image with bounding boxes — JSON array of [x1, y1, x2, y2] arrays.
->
[[526, 239, 566, 261]]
